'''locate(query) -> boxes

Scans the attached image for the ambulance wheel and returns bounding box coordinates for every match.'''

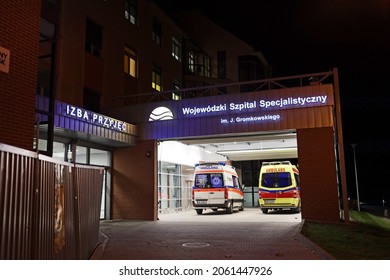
[196,209,203,215]
[226,202,233,214]
[294,203,301,213]
[261,208,268,214]
[239,202,244,211]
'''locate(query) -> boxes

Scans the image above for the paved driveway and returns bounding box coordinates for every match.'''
[158,207,302,223]
[92,208,334,260]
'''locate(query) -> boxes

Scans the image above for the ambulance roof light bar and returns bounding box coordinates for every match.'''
[262,161,292,166]
[195,162,227,167]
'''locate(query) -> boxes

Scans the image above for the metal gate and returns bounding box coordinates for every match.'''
[0,143,104,259]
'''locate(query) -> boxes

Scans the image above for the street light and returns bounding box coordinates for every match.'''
[351,144,360,211]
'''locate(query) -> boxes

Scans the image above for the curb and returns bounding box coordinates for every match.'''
[295,220,336,260]
[89,231,110,260]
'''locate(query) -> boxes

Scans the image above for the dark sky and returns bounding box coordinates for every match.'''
[155,0,390,204]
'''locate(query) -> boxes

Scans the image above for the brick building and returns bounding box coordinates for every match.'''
[0,0,348,223]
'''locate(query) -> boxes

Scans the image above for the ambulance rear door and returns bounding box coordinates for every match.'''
[194,172,225,205]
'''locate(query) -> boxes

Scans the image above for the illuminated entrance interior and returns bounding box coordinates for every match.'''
[157,130,298,214]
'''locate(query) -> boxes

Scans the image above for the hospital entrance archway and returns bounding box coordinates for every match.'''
[157,131,299,219]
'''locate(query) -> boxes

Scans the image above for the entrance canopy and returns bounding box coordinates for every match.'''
[107,84,334,141]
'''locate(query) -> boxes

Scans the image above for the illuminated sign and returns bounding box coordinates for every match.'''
[181,95,328,117]
[140,86,334,140]
[65,105,127,132]
[149,106,174,121]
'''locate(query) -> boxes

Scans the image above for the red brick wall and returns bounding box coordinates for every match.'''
[112,139,158,220]
[0,0,41,150]
[297,127,340,222]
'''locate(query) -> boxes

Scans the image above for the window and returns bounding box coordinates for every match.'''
[204,55,211,77]
[261,172,292,188]
[83,88,101,113]
[152,18,162,45]
[152,67,162,92]
[217,50,226,79]
[172,36,181,61]
[195,173,224,188]
[232,175,240,189]
[188,51,195,73]
[85,18,102,58]
[172,80,181,100]
[125,0,137,25]
[124,46,137,77]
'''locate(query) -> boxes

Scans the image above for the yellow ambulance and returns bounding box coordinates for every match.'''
[258,161,301,214]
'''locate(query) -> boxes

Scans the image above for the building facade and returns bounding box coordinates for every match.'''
[1,0,348,224]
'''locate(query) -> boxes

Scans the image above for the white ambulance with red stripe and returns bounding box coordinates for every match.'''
[192,162,245,215]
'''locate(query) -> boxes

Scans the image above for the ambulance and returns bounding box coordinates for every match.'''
[258,161,301,214]
[192,162,244,215]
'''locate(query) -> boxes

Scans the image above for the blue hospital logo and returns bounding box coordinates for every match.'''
[211,175,222,188]
[149,107,174,121]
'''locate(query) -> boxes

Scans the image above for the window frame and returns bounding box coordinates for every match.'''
[125,0,137,25]
[172,36,181,61]
[152,67,162,92]
[124,46,137,78]
[152,17,162,46]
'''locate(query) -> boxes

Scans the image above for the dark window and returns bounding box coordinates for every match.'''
[261,172,292,188]
[152,18,162,45]
[217,50,226,79]
[125,0,137,25]
[85,18,102,58]
[83,89,101,113]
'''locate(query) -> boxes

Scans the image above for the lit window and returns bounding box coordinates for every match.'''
[172,36,181,61]
[152,68,162,92]
[124,46,137,77]
[188,51,195,73]
[172,80,181,100]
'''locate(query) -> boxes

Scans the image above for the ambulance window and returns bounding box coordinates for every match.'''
[210,173,223,188]
[262,172,292,187]
[232,175,239,188]
[278,172,292,187]
[262,173,275,187]
[294,173,300,187]
[195,174,208,188]
[195,173,223,188]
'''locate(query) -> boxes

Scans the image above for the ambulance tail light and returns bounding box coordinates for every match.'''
[225,188,228,199]
[293,187,300,198]
[286,188,299,198]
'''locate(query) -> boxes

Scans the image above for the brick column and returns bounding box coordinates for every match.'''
[297,127,340,222]
[112,139,158,220]
[0,0,41,150]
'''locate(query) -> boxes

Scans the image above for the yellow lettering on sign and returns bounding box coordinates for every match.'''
[266,168,286,172]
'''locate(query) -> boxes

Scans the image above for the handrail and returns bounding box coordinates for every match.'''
[113,70,334,103]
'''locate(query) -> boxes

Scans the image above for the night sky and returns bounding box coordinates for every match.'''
[155,0,390,204]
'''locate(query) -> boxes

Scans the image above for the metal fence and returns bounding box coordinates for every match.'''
[0,143,104,260]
